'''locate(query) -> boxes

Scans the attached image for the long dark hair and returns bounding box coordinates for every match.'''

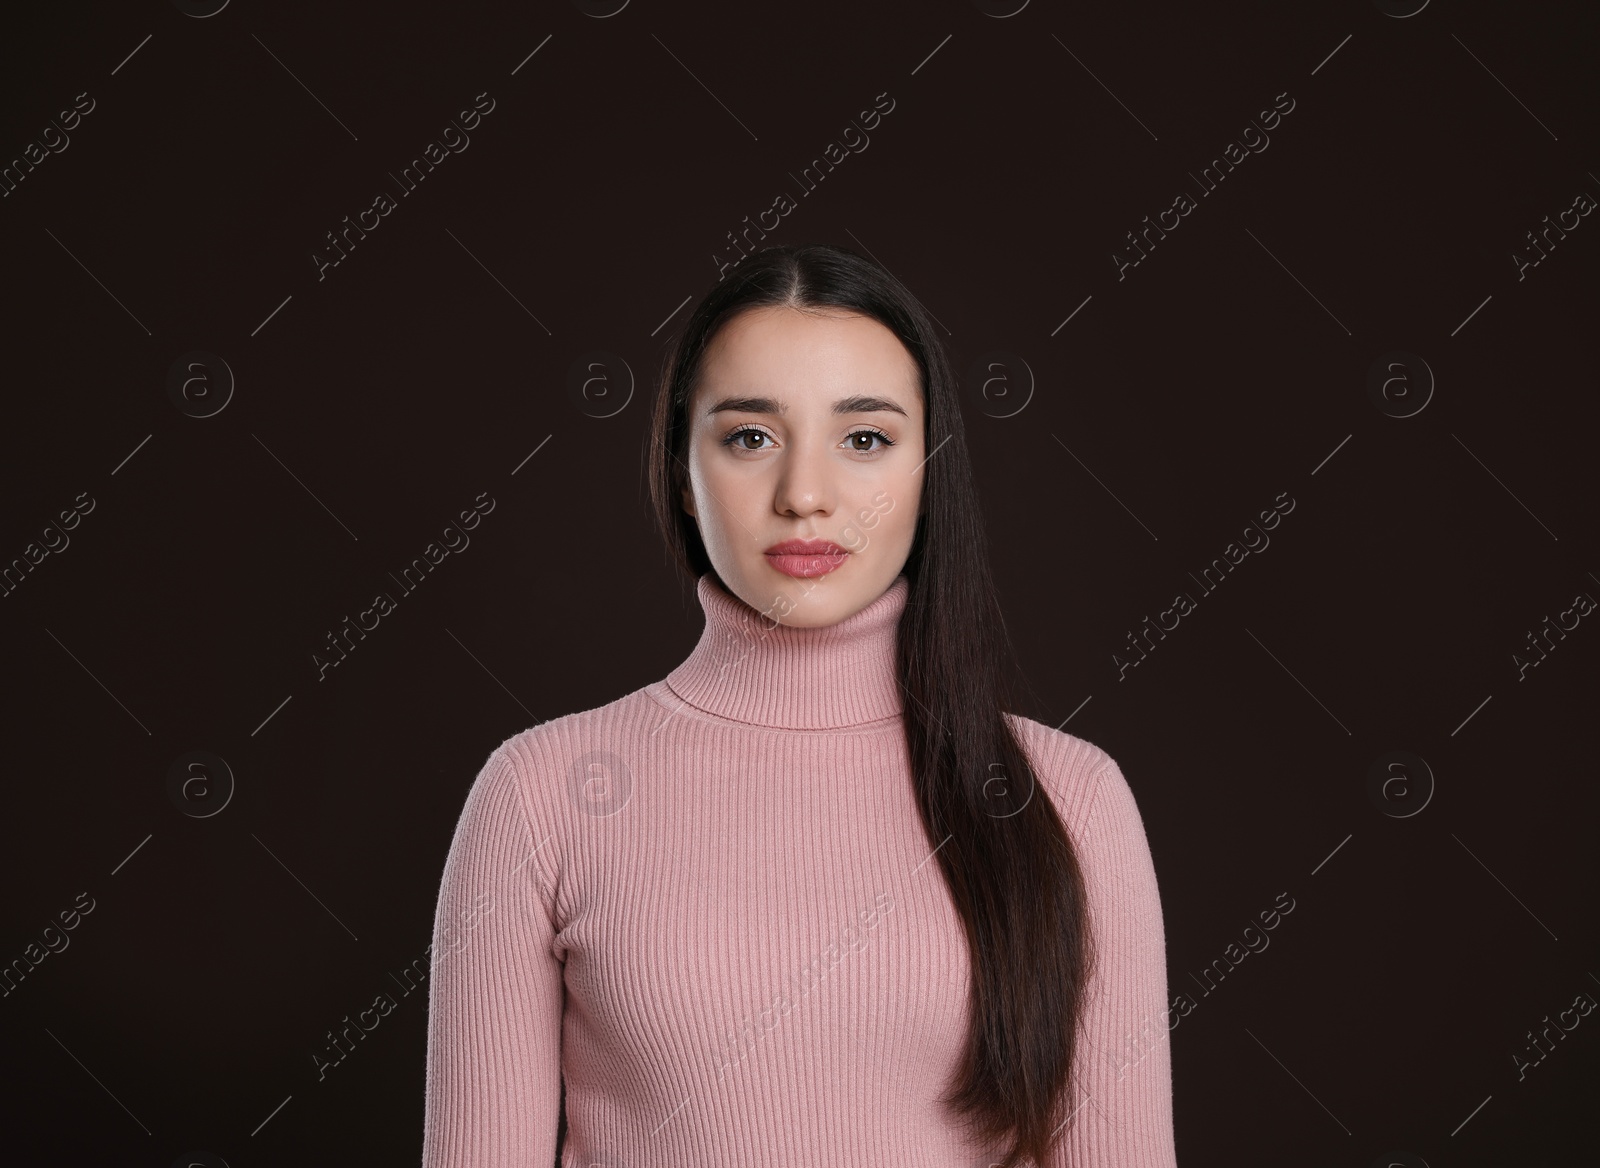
[644,244,1094,1167]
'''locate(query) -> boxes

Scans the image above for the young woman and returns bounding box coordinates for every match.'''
[422,244,1178,1166]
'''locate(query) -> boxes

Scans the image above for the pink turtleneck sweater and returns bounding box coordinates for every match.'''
[422,574,1177,1166]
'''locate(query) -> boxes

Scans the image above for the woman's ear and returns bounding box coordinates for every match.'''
[680,483,697,518]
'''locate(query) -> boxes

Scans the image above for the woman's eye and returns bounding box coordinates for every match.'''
[847,429,895,454]
[720,427,896,454]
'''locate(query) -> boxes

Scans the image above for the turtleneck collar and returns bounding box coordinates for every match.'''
[662,572,910,731]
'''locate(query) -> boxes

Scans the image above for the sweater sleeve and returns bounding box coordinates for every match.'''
[1052,755,1178,1166]
[421,745,564,1168]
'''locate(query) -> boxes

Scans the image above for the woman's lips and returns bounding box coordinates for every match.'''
[764,541,849,578]
[765,552,847,578]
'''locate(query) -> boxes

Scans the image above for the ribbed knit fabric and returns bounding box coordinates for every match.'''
[422,572,1178,1167]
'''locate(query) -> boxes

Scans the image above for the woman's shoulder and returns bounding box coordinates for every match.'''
[476,685,666,804]
[1002,711,1131,829]
[1003,710,1119,783]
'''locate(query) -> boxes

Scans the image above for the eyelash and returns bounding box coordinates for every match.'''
[720,426,897,455]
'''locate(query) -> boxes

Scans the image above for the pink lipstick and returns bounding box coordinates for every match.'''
[764,539,849,578]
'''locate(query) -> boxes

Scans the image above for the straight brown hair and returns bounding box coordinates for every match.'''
[644,243,1095,1167]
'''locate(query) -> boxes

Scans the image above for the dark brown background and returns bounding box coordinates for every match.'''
[1,1,1595,1164]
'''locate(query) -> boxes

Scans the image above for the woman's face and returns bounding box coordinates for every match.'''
[680,305,926,628]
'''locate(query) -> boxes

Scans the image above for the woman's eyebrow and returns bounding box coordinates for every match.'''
[704,394,908,417]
